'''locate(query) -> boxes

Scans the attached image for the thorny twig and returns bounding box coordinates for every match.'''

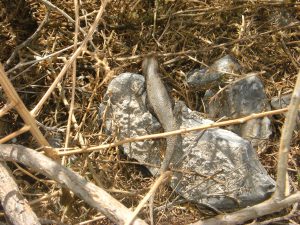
[31,0,110,117]
[38,0,96,49]
[5,11,50,67]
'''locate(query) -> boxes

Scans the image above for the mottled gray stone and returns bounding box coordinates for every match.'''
[271,94,300,127]
[205,74,272,147]
[100,72,275,210]
[271,94,291,109]
[187,55,241,89]
[171,103,275,210]
[100,73,162,174]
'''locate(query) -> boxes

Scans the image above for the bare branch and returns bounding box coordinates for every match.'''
[189,191,300,225]
[0,64,58,159]
[274,70,300,200]
[0,162,41,225]
[0,144,147,225]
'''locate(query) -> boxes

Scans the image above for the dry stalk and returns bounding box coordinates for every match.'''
[31,0,110,117]
[274,70,300,200]
[29,191,60,205]
[61,1,80,221]
[37,0,96,49]
[0,102,16,117]
[125,171,172,225]
[75,55,113,138]
[57,80,85,146]
[6,42,82,75]
[77,215,106,225]
[63,0,80,161]
[0,63,58,159]
[5,11,49,67]
[0,144,147,225]
[189,191,300,225]
[12,161,55,184]
[58,107,289,156]
[114,21,300,62]
[0,125,30,144]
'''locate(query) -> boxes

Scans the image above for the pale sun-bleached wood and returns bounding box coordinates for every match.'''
[0,162,41,225]
[0,144,147,225]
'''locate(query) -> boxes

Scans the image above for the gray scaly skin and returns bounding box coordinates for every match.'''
[142,57,179,172]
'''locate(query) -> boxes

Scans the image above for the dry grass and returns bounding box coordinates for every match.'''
[0,0,299,224]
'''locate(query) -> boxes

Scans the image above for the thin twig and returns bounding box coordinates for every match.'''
[6,42,82,75]
[125,171,171,225]
[38,0,96,49]
[63,0,80,163]
[58,107,290,156]
[5,11,49,67]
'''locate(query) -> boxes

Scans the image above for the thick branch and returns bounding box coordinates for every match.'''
[0,162,40,225]
[0,144,147,225]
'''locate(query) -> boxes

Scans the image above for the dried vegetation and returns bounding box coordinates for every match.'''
[0,0,299,224]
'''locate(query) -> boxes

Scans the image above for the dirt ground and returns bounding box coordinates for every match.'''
[0,0,299,224]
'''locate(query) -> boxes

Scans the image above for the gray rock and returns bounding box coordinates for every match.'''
[271,94,300,127]
[187,55,241,89]
[100,73,162,174]
[100,72,275,210]
[205,74,272,147]
[171,103,275,210]
[271,94,291,109]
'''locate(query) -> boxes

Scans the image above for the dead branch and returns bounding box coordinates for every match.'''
[5,11,49,67]
[189,191,300,225]
[0,144,147,225]
[0,63,58,159]
[0,162,41,225]
[274,70,300,200]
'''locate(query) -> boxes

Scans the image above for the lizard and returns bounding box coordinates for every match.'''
[142,57,180,173]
